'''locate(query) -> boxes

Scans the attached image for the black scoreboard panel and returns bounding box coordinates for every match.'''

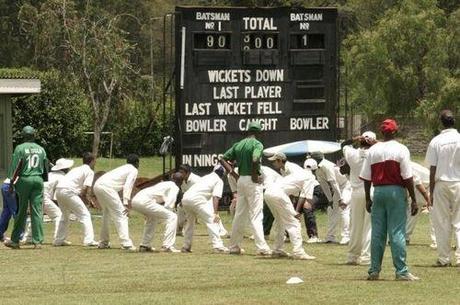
[175,6,338,170]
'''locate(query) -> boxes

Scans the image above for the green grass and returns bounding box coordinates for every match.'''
[0,211,456,305]
[70,156,175,178]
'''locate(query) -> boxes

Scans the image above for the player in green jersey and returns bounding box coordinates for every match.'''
[5,126,49,249]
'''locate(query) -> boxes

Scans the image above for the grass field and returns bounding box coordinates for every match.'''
[0,211,455,305]
[2,155,452,305]
[70,156,175,178]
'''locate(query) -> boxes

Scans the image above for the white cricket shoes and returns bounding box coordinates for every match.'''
[53,240,72,247]
[292,253,316,260]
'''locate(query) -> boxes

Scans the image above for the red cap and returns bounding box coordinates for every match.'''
[380,119,398,134]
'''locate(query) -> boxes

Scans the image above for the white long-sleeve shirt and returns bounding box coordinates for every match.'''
[277,170,318,200]
[56,164,94,195]
[96,164,138,205]
[133,181,179,210]
[343,145,370,189]
[280,161,304,177]
[261,166,282,188]
[181,172,201,193]
[183,172,223,203]
[44,171,66,201]
[316,158,342,202]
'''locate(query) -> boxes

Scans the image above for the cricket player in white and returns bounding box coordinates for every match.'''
[311,152,351,244]
[405,162,432,245]
[264,169,317,260]
[178,164,228,237]
[131,173,183,253]
[268,152,304,176]
[23,158,73,243]
[94,154,139,250]
[54,153,98,246]
[228,165,282,236]
[425,110,460,266]
[181,165,229,253]
[342,131,376,265]
[177,164,201,234]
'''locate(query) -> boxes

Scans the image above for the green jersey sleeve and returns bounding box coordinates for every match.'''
[223,142,238,161]
[252,141,263,162]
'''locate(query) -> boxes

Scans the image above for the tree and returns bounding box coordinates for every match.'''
[19,0,137,157]
[8,69,91,160]
[344,0,449,119]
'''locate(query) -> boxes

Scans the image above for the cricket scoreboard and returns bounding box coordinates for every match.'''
[175,6,338,169]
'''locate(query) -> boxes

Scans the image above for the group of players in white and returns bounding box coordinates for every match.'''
[4,110,459,274]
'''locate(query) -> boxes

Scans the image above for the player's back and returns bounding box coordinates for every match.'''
[14,142,47,177]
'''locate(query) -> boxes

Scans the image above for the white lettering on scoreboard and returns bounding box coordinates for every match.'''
[182,154,223,167]
[212,85,282,99]
[196,12,230,21]
[290,13,323,22]
[185,119,227,132]
[290,117,329,130]
[207,69,284,83]
[242,17,277,30]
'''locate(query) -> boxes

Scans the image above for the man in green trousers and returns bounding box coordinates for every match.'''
[359,119,419,281]
[5,126,48,249]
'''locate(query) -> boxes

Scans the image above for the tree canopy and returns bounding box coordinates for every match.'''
[1,0,458,156]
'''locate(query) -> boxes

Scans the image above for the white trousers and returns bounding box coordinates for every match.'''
[326,186,351,242]
[229,176,270,252]
[429,212,437,245]
[179,200,228,236]
[405,189,427,241]
[182,196,224,250]
[264,188,306,256]
[432,180,460,264]
[55,188,95,244]
[23,197,62,241]
[347,188,371,263]
[177,205,187,230]
[131,198,177,248]
[94,182,133,247]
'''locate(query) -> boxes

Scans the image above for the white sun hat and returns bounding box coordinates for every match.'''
[362,131,377,144]
[51,158,74,171]
[304,158,318,171]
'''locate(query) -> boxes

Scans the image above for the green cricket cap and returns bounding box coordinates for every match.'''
[247,121,262,131]
[22,126,35,135]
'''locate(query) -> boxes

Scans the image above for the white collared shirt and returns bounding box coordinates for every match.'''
[183,172,223,202]
[426,128,460,181]
[280,161,304,177]
[278,170,318,200]
[44,170,66,200]
[335,167,351,191]
[133,181,179,210]
[343,145,369,189]
[181,172,201,193]
[261,165,282,188]
[96,164,138,205]
[56,164,94,195]
[316,158,341,201]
